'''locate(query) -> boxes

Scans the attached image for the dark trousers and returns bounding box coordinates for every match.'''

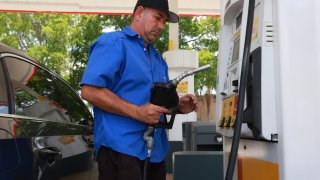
[97,146,166,180]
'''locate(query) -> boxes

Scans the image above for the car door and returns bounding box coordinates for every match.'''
[50,68,96,180]
[1,46,95,180]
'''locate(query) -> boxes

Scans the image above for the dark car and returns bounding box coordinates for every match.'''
[0,43,96,180]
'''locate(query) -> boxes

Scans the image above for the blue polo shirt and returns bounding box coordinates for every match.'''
[80,26,169,162]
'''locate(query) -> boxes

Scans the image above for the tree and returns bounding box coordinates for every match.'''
[68,15,105,89]
[195,49,218,95]
[177,16,220,95]
[0,13,73,77]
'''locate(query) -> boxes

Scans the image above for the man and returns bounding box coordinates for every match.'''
[80,0,198,179]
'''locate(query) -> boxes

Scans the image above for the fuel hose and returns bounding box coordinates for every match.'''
[225,0,255,179]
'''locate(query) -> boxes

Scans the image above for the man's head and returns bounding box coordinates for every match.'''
[131,0,179,45]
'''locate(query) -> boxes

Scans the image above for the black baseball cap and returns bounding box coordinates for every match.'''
[133,0,179,23]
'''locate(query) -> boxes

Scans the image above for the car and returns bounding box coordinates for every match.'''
[0,43,96,180]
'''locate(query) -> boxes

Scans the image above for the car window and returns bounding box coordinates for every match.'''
[53,78,93,126]
[0,61,9,114]
[4,57,72,123]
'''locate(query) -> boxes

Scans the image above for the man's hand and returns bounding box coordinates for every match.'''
[135,103,170,125]
[177,94,198,114]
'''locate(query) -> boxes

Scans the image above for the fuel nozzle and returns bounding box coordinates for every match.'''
[150,64,211,128]
[170,64,211,86]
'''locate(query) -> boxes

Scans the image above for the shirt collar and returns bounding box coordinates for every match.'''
[123,26,138,37]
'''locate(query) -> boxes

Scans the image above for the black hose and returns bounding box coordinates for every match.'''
[143,157,150,180]
[225,0,255,180]
[143,126,154,180]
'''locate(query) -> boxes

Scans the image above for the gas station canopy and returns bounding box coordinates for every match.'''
[0,0,220,16]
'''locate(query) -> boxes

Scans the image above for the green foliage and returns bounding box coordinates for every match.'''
[0,13,105,90]
[68,15,105,89]
[0,13,72,76]
[0,13,220,94]
[179,16,220,95]
[194,49,218,95]
[101,15,133,30]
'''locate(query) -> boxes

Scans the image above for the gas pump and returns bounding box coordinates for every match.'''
[217,0,279,179]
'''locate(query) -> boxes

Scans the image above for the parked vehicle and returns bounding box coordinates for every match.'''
[0,43,95,180]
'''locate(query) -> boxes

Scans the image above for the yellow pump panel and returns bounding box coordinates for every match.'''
[238,157,279,180]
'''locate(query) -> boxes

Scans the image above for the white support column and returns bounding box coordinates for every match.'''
[168,0,179,50]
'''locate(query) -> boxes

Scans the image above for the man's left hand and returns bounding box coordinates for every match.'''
[177,94,198,114]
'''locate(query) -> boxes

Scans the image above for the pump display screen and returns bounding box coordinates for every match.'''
[231,38,240,64]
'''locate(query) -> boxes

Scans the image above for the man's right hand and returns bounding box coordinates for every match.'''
[135,103,170,125]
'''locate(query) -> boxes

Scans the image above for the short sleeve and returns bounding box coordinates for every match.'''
[80,38,123,89]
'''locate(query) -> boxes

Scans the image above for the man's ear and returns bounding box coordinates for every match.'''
[134,6,145,20]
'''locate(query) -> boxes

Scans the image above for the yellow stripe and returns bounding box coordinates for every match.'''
[169,40,174,51]
[238,157,279,180]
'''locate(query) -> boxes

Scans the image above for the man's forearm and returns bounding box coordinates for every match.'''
[81,85,138,120]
